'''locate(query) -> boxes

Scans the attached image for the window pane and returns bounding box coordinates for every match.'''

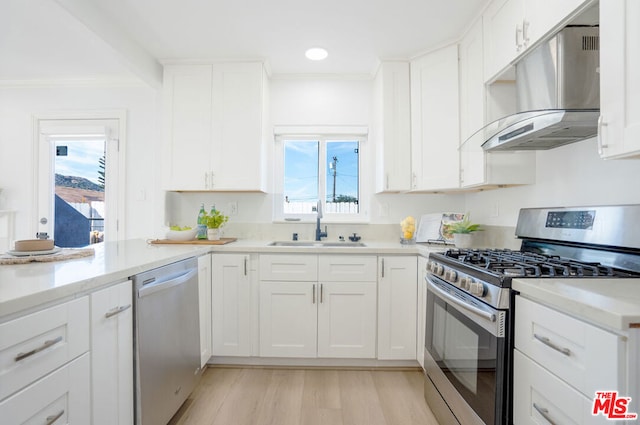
[284,140,319,214]
[325,141,359,214]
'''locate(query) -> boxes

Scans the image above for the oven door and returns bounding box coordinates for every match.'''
[424,274,508,425]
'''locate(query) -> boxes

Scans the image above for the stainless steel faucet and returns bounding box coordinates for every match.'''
[315,200,328,241]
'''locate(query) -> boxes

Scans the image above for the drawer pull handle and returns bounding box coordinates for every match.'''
[533,403,557,425]
[45,410,65,425]
[15,336,63,362]
[533,333,571,357]
[105,304,131,318]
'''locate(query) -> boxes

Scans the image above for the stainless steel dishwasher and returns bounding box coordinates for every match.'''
[132,257,201,425]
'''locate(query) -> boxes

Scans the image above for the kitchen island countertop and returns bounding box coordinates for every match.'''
[512,278,640,332]
[0,239,210,321]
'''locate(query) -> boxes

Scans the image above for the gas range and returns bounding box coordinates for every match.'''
[423,205,640,425]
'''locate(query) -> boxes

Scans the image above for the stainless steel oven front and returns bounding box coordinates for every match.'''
[423,273,510,425]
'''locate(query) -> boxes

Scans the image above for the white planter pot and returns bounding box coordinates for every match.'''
[207,228,220,241]
[453,233,474,248]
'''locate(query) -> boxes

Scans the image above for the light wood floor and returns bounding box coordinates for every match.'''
[168,367,439,425]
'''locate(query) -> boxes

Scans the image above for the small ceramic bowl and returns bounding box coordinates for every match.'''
[166,228,198,241]
[14,239,55,251]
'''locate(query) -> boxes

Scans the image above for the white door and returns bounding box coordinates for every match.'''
[599,0,640,159]
[317,282,377,358]
[259,282,317,357]
[90,281,133,425]
[35,114,124,244]
[211,254,251,357]
[378,256,418,360]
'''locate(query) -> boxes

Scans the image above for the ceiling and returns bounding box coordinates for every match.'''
[1,0,489,82]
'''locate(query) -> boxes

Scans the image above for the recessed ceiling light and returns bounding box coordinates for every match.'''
[305,47,328,61]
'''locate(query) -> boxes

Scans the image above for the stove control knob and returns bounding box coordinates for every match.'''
[445,270,458,282]
[435,264,445,276]
[459,276,470,290]
[468,281,486,297]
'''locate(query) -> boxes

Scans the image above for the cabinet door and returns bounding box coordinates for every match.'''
[198,254,212,365]
[483,0,524,80]
[524,0,587,50]
[210,62,266,191]
[162,65,213,190]
[317,282,377,358]
[416,257,428,368]
[377,256,418,360]
[515,296,625,397]
[513,350,609,425]
[212,254,250,357]
[410,46,460,191]
[599,0,640,159]
[318,255,377,282]
[0,297,89,401]
[374,61,412,193]
[259,282,317,357]
[0,354,90,425]
[90,281,133,425]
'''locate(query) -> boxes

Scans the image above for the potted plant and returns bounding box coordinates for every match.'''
[205,210,229,241]
[448,214,482,248]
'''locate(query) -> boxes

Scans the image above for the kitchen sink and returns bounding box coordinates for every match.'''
[268,241,366,247]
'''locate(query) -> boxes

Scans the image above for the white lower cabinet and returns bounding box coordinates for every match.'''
[514,295,628,425]
[0,297,89,401]
[198,254,213,365]
[90,280,133,425]
[212,253,251,357]
[514,350,608,425]
[416,256,428,368]
[260,281,318,357]
[378,256,418,360]
[259,254,377,358]
[317,281,377,358]
[0,353,91,425]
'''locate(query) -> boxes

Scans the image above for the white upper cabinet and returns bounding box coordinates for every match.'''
[162,65,213,191]
[373,61,412,193]
[163,62,268,191]
[483,0,590,81]
[410,45,461,192]
[599,0,640,159]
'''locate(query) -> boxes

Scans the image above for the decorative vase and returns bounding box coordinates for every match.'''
[207,228,220,241]
[453,233,474,249]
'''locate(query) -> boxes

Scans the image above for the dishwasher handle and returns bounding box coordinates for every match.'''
[138,268,197,298]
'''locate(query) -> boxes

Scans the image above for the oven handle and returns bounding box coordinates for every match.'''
[426,275,496,323]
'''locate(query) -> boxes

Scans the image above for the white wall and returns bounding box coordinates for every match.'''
[0,83,161,241]
[465,137,640,226]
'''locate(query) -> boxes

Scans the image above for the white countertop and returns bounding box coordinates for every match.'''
[0,240,210,320]
[512,278,640,332]
[0,238,445,321]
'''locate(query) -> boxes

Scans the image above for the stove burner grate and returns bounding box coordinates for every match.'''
[444,249,620,278]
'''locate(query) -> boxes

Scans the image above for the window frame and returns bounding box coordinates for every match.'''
[274,132,368,223]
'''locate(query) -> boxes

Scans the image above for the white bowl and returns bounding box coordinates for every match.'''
[166,228,198,241]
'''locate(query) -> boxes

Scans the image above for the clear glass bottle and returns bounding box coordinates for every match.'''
[197,203,207,239]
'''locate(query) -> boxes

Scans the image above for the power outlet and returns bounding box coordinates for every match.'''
[228,202,238,216]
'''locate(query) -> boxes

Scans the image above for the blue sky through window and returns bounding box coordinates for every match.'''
[283,140,359,206]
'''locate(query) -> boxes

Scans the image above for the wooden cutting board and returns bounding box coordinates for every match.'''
[149,238,237,245]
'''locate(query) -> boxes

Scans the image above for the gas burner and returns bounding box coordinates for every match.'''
[441,248,636,279]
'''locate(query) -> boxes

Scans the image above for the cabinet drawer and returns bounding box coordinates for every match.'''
[515,296,625,398]
[259,254,318,281]
[0,297,90,400]
[318,255,377,282]
[0,353,90,424]
[514,350,608,425]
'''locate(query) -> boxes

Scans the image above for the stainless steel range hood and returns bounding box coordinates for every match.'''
[481,26,600,151]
